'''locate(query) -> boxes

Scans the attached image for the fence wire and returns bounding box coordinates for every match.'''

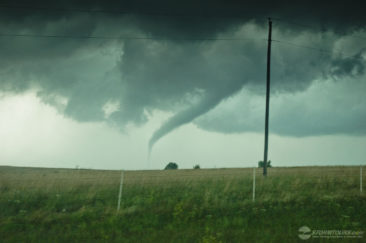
[0,166,364,212]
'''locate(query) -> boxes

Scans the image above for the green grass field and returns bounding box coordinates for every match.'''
[0,166,365,242]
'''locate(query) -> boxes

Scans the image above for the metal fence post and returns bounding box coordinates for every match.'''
[253,167,256,202]
[117,170,124,212]
[361,166,363,194]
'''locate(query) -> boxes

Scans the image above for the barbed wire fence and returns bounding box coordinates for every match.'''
[0,166,364,215]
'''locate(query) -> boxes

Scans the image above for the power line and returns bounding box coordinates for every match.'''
[0,32,363,59]
[0,33,264,42]
[2,4,365,42]
[2,5,365,49]
[0,4,266,20]
[1,33,363,59]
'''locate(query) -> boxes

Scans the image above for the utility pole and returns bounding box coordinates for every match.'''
[263,18,272,176]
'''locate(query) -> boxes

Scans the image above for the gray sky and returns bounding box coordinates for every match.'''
[0,1,365,170]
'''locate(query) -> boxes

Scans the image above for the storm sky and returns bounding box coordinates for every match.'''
[1,0,365,170]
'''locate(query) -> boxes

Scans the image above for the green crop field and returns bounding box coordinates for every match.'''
[0,165,365,242]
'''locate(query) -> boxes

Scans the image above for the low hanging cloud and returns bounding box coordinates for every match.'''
[195,77,366,136]
[0,0,366,151]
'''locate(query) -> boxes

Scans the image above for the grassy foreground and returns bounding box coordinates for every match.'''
[0,166,365,242]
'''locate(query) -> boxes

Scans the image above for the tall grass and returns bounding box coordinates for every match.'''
[0,166,365,242]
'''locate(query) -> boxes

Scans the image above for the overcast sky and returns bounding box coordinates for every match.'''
[0,1,365,170]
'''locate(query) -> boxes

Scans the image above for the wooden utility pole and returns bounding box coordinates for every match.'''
[263,18,272,176]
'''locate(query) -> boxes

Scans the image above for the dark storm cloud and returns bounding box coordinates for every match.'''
[1,0,366,148]
[116,36,267,149]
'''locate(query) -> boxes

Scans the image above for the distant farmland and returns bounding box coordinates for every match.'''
[0,166,365,242]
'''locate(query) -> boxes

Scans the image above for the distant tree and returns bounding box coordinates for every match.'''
[258,160,272,168]
[164,162,178,170]
[193,164,200,169]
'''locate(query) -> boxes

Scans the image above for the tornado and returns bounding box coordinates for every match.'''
[148,86,242,155]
